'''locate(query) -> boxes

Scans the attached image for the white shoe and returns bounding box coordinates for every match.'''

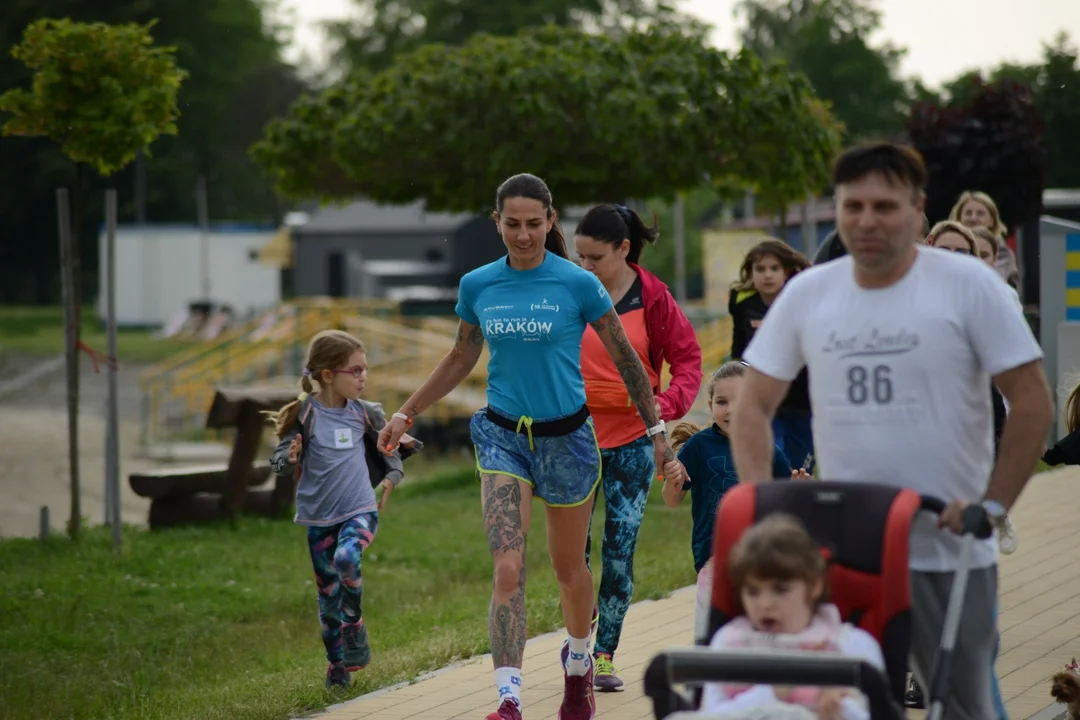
[998,513,1019,555]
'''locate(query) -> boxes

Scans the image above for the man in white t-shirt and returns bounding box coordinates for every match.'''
[730,141,1053,720]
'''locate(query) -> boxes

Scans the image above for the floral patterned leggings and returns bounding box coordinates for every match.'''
[306,511,379,663]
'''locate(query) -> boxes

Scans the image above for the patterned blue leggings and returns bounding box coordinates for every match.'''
[584,436,655,657]
[306,512,379,663]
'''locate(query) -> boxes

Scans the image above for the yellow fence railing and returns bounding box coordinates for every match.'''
[138,298,403,443]
[139,298,734,444]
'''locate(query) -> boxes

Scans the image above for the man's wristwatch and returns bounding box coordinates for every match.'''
[981,499,1007,527]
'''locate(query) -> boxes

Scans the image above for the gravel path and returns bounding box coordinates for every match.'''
[0,406,154,538]
[0,353,157,538]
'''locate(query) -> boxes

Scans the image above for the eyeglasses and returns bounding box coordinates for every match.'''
[332,366,366,378]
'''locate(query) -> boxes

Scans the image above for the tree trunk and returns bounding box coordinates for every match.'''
[70,162,85,538]
[57,185,80,540]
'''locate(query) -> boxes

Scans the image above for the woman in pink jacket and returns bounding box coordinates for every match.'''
[571,203,703,692]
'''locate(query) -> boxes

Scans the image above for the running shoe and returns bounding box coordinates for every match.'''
[592,653,623,692]
[486,698,523,720]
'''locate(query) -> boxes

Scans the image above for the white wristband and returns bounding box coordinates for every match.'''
[645,421,666,438]
[392,412,412,423]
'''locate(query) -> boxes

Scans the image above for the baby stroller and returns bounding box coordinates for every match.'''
[644,480,991,720]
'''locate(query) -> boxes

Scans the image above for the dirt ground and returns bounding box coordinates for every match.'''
[0,354,160,538]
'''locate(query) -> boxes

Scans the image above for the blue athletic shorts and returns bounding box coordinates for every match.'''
[470,406,602,507]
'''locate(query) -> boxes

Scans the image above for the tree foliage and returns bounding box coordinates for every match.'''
[0,18,186,175]
[326,0,709,73]
[906,80,1045,229]
[253,26,842,213]
[736,0,910,141]
[934,33,1080,190]
[0,0,304,304]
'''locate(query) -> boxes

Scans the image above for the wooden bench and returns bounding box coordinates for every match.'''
[130,463,271,499]
[132,386,300,529]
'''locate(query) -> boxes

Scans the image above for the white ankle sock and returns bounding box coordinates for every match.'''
[494,667,522,707]
[565,634,591,676]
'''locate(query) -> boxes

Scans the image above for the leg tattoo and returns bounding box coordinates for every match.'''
[489,561,527,668]
[483,474,528,669]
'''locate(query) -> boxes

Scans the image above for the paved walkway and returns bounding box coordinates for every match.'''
[312,468,1080,720]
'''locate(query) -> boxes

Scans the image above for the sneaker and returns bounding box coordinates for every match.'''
[592,653,623,692]
[905,676,925,709]
[325,662,351,689]
[558,644,595,720]
[998,513,1019,555]
[342,620,371,671]
[486,698,523,720]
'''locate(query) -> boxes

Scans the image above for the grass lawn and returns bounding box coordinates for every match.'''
[0,462,695,720]
[0,306,200,364]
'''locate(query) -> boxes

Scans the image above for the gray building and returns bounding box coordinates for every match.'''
[289,199,504,300]
[288,199,591,304]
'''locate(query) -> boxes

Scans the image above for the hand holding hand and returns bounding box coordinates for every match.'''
[377,415,410,456]
[663,459,686,488]
[653,435,675,481]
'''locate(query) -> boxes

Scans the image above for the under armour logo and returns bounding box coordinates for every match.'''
[511,676,522,686]
[569,650,586,660]
[499,685,512,697]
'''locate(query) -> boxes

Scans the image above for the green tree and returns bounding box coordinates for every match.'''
[736,0,910,140]
[0,17,186,539]
[0,0,305,305]
[907,80,1045,231]
[928,32,1080,189]
[1030,33,1080,188]
[326,0,709,73]
[0,18,185,174]
[253,26,841,213]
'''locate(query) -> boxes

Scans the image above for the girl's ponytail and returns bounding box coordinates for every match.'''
[669,421,701,454]
[265,372,314,438]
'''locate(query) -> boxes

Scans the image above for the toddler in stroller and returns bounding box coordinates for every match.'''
[697,512,885,719]
[645,480,983,720]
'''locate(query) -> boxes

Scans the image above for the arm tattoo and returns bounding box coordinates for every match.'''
[454,320,486,353]
[482,474,528,668]
[591,309,661,428]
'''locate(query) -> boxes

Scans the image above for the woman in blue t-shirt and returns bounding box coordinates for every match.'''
[379,173,675,720]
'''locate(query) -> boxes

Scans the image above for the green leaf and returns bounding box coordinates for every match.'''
[0,17,188,176]
[251,25,841,211]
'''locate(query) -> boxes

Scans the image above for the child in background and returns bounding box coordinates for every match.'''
[1044,379,1080,467]
[661,361,801,642]
[729,240,814,472]
[699,514,886,720]
[266,330,408,689]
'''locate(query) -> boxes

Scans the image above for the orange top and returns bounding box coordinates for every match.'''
[580,277,658,448]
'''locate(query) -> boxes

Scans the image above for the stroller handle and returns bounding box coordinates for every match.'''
[918,495,994,539]
[919,496,947,514]
[643,647,903,720]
